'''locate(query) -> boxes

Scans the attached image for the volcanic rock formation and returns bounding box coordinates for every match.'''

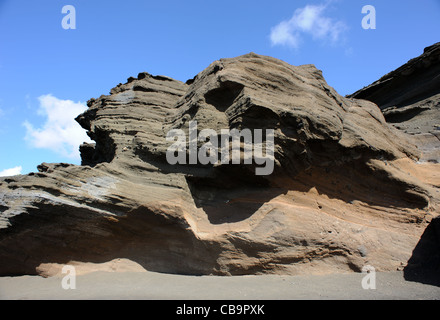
[1,52,439,277]
[349,42,440,163]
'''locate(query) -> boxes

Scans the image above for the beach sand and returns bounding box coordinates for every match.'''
[0,270,439,300]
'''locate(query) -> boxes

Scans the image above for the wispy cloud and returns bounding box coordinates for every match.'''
[270,3,347,48]
[23,94,91,160]
[0,166,22,177]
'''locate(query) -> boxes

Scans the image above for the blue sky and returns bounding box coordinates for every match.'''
[0,0,439,175]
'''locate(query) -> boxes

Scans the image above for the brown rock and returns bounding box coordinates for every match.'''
[0,53,438,277]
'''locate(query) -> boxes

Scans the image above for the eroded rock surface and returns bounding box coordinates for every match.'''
[1,53,439,277]
[349,42,440,163]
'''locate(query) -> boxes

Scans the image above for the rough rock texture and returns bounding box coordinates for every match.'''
[1,53,439,277]
[349,42,440,163]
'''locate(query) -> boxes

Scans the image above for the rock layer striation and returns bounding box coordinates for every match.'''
[1,53,439,277]
[349,42,440,163]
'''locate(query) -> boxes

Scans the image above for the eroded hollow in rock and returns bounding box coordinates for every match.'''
[187,174,286,224]
[204,81,244,112]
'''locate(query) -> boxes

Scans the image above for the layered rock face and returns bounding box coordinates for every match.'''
[1,53,439,277]
[349,42,440,163]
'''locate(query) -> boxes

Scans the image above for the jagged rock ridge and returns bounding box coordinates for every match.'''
[0,52,439,277]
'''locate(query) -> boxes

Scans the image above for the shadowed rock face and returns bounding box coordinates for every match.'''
[1,53,439,277]
[349,42,440,163]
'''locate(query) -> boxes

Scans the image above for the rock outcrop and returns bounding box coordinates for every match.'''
[349,42,440,163]
[1,53,439,277]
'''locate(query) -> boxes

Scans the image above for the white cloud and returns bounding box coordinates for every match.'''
[24,94,91,160]
[270,3,347,48]
[0,166,22,177]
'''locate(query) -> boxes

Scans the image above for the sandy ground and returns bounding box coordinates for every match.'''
[0,270,439,300]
